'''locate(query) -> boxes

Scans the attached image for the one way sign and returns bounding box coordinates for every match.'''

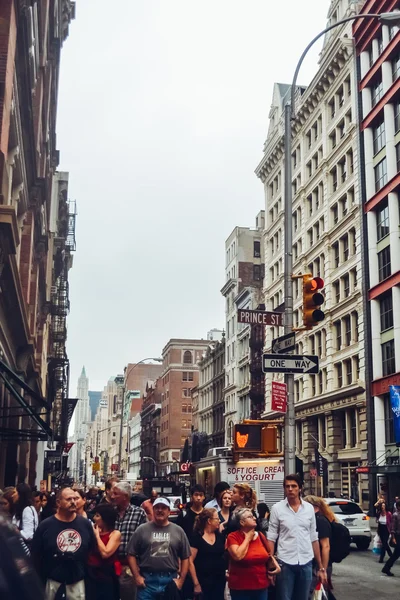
[263,354,319,374]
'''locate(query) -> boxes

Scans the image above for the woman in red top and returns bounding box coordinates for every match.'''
[87,503,121,600]
[227,508,280,600]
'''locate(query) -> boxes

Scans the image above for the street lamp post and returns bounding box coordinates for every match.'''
[117,357,163,478]
[142,455,157,478]
[283,10,400,476]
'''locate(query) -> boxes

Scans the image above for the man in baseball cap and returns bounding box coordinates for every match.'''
[127,497,191,599]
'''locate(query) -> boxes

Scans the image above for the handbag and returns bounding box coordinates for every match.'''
[312,583,328,600]
[389,535,396,548]
[258,532,280,575]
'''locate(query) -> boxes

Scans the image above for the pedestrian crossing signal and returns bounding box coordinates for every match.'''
[302,274,325,329]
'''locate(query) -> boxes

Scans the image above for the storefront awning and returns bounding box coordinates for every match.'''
[0,358,53,440]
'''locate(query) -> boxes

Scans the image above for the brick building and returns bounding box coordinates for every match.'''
[159,339,209,475]
[140,379,162,478]
[0,1,75,488]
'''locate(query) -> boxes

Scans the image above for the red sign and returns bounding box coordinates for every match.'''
[63,442,74,454]
[111,464,119,472]
[237,309,284,327]
[356,466,369,474]
[180,462,191,472]
[271,381,287,413]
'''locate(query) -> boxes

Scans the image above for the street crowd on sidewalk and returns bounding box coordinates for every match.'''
[0,476,399,600]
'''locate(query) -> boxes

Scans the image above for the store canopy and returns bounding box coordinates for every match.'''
[0,358,53,441]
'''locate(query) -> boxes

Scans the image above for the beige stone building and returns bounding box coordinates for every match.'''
[255,0,368,509]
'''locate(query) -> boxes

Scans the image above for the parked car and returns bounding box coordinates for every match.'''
[164,496,185,521]
[324,497,371,550]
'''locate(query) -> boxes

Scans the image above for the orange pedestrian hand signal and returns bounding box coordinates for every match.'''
[235,432,249,448]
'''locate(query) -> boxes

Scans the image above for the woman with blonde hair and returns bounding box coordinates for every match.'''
[225,483,258,534]
[304,495,336,599]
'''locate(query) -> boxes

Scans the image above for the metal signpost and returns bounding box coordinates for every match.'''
[263,354,319,374]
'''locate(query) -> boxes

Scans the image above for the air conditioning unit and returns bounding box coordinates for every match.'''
[206,446,230,457]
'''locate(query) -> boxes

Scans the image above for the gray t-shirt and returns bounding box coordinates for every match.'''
[127,521,191,573]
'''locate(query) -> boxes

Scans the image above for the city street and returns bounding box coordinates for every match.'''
[333,545,399,599]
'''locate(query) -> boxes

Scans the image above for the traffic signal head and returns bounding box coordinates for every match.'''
[303,274,325,328]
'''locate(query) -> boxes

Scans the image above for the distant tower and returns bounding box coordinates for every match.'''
[75,366,90,433]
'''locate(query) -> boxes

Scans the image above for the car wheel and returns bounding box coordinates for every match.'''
[356,538,370,551]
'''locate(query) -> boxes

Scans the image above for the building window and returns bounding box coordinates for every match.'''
[343,274,350,297]
[344,316,351,346]
[296,422,303,452]
[384,394,395,444]
[380,291,393,332]
[397,143,400,173]
[340,411,347,447]
[374,158,387,192]
[378,246,391,281]
[333,242,339,268]
[336,363,343,388]
[396,99,400,133]
[182,372,194,381]
[333,280,340,304]
[344,359,352,385]
[371,80,383,107]
[377,201,389,241]
[183,350,193,364]
[334,320,341,350]
[373,121,385,155]
[253,264,262,281]
[254,240,261,258]
[382,340,395,376]
[349,409,357,447]
[393,54,400,81]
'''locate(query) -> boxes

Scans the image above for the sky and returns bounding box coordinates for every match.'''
[57,0,333,394]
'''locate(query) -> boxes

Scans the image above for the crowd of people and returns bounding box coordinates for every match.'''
[0,476,398,599]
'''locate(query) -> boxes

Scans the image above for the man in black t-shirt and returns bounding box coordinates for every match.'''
[31,487,95,600]
[175,484,205,540]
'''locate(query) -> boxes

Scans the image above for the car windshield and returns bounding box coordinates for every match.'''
[329,501,363,515]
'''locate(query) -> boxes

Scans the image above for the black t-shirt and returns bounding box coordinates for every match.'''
[190,532,226,587]
[31,515,96,584]
[176,508,202,539]
[315,513,332,567]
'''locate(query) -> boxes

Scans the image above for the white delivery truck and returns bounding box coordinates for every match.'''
[194,449,284,507]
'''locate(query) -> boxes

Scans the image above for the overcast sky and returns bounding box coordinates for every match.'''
[57,0,333,393]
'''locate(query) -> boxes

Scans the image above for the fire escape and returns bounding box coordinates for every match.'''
[249,305,265,420]
[48,199,76,451]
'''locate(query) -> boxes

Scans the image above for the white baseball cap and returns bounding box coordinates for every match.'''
[153,497,171,508]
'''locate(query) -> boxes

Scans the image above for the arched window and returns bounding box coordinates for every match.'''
[183,350,193,364]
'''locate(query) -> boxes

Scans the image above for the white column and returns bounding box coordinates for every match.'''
[392,286,400,372]
[385,104,396,180]
[372,39,380,63]
[364,128,375,199]
[362,88,372,120]
[360,51,371,80]
[382,25,390,49]
[370,299,382,380]
[382,61,392,95]
[389,191,400,273]
[367,211,379,287]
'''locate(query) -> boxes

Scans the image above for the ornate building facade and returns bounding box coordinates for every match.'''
[0,1,76,488]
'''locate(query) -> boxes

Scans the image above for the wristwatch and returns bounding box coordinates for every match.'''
[318,568,326,572]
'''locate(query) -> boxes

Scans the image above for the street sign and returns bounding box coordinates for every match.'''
[271,381,287,413]
[272,332,296,354]
[356,466,369,474]
[263,354,319,374]
[237,309,284,327]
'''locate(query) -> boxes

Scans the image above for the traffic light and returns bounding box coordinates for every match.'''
[234,423,278,455]
[302,274,325,328]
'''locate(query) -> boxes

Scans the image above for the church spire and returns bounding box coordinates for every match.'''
[81,365,86,377]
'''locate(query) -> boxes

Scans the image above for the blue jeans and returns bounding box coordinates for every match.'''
[137,571,177,600]
[230,589,268,600]
[276,561,313,600]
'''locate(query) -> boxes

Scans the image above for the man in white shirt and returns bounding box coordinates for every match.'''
[266,474,326,600]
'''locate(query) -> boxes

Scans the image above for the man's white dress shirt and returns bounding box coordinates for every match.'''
[267,499,318,565]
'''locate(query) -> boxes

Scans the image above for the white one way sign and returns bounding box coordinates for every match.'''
[263,354,319,374]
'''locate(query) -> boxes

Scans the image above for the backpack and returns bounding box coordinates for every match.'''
[329,520,351,563]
